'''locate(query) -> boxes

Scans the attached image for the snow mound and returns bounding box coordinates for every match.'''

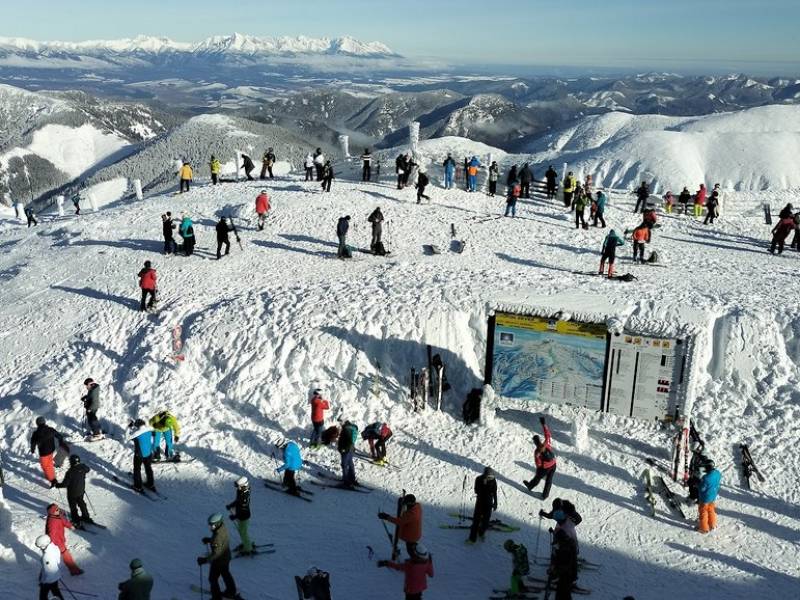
[26,124,129,179]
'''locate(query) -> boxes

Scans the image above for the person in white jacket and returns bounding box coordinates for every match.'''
[313,151,326,182]
[304,153,315,181]
[36,534,65,599]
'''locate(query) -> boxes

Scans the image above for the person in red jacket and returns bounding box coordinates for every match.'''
[524,416,557,499]
[379,494,423,557]
[378,543,434,600]
[770,216,796,254]
[693,184,707,217]
[309,389,330,448]
[45,504,83,576]
[138,261,157,312]
[255,191,271,231]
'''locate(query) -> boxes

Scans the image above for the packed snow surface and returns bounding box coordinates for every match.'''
[26,124,130,179]
[0,168,798,600]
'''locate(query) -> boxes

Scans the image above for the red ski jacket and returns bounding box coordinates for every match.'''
[138,268,157,290]
[310,395,330,423]
[535,425,557,469]
[387,557,434,594]
[45,506,73,550]
[255,193,271,215]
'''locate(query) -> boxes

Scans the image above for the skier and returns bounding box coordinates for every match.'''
[442,154,456,189]
[313,149,325,181]
[693,184,707,217]
[309,389,330,448]
[663,191,674,214]
[337,420,359,487]
[377,543,434,600]
[149,410,180,461]
[25,205,38,227]
[593,190,607,228]
[573,186,588,229]
[30,417,68,486]
[523,416,557,499]
[488,161,499,197]
[687,444,711,502]
[118,558,154,600]
[276,440,302,495]
[255,190,271,231]
[549,525,578,600]
[367,207,384,254]
[697,461,721,534]
[137,261,157,312]
[583,174,594,196]
[539,499,582,553]
[562,172,577,208]
[209,155,221,185]
[197,514,242,600]
[79,378,102,438]
[704,190,720,225]
[36,534,65,600]
[240,154,255,181]
[215,217,233,260]
[179,161,193,193]
[778,203,794,220]
[404,154,416,188]
[463,157,470,190]
[71,190,82,215]
[45,503,83,575]
[506,165,519,193]
[467,156,480,192]
[378,494,422,556]
[336,215,351,259]
[598,229,625,279]
[678,187,692,214]
[518,163,533,199]
[502,539,530,596]
[396,154,407,190]
[304,153,315,181]
[634,181,650,213]
[162,212,176,255]
[505,180,521,218]
[643,206,658,230]
[321,160,334,193]
[360,422,392,464]
[321,425,340,447]
[128,419,156,493]
[375,161,382,181]
[226,477,253,554]
[631,224,650,263]
[467,467,497,544]
[55,455,92,528]
[179,215,195,256]
[361,148,372,182]
[260,147,276,179]
[416,170,430,203]
[545,165,558,200]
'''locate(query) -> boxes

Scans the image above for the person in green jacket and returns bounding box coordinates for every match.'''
[197,514,241,600]
[148,411,180,461]
[118,558,153,600]
[573,184,589,229]
[503,539,530,595]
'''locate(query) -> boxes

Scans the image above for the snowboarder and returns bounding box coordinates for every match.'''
[149,410,180,461]
[704,190,720,225]
[632,225,650,263]
[304,153,315,181]
[361,422,393,464]
[416,170,430,203]
[361,148,372,182]
[55,455,92,528]
[562,172,577,208]
[467,156,480,192]
[240,154,255,181]
[179,215,195,256]
[467,467,497,544]
[313,149,325,181]
[377,543,434,600]
[545,165,558,199]
[226,477,253,554]
[179,161,193,193]
[634,181,650,213]
[378,494,422,557]
[254,190,271,231]
[443,154,456,189]
[678,187,692,214]
[693,184,707,217]
[80,378,102,438]
[396,154,407,190]
[209,155,221,185]
[697,461,721,533]
[30,417,68,486]
[128,419,156,493]
[503,539,530,596]
[505,180,521,217]
[550,525,579,600]
[573,186,588,229]
[488,161,499,197]
[197,514,241,600]
[137,261,157,312]
[162,213,176,254]
[260,147,276,179]
[518,163,533,198]
[276,441,302,495]
[337,420,359,487]
[336,215,351,259]
[215,217,233,260]
[25,205,37,227]
[321,160,334,192]
[36,534,65,600]
[367,207,384,254]
[524,416,557,499]
[118,558,153,600]
[45,503,83,575]
[309,389,330,448]
[593,190,607,228]
[599,229,625,278]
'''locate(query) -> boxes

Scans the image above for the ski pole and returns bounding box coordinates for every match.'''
[59,578,80,600]
[199,562,205,600]
[534,515,543,561]
[84,490,96,516]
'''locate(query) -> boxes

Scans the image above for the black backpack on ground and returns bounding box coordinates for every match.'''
[373,242,387,256]
[297,570,332,600]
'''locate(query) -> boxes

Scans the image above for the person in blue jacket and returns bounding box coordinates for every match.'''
[599,229,625,278]
[128,419,156,493]
[593,190,608,228]
[697,461,721,533]
[276,441,302,495]
[467,156,481,192]
[443,154,456,189]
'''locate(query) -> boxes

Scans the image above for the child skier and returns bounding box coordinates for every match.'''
[276,441,302,495]
[524,416,557,499]
[81,378,102,439]
[361,422,393,464]
[137,261,157,312]
[632,225,650,263]
[309,389,330,448]
[377,543,434,600]
[255,190,271,231]
[226,476,253,555]
[697,461,722,533]
[503,539,530,595]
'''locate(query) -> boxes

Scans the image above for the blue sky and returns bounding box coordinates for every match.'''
[4,0,800,74]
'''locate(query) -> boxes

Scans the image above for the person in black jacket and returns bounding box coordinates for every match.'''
[30,417,68,486]
[81,378,102,438]
[395,154,407,190]
[240,154,255,181]
[634,181,650,213]
[367,208,384,253]
[545,166,558,199]
[539,498,582,527]
[337,421,358,487]
[56,455,93,527]
[361,149,372,182]
[468,467,498,543]
[416,170,430,204]
[226,477,253,555]
[162,212,176,255]
[519,163,533,199]
[506,165,518,191]
[215,217,232,260]
[321,161,334,192]
[336,216,351,259]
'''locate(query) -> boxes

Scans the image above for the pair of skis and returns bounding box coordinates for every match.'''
[740,444,765,489]
[263,479,314,502]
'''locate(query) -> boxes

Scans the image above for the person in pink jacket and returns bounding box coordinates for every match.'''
[693,184,707,217]
[378,544,434,600]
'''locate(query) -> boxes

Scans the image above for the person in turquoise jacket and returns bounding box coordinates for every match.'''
[179,215,195,256]
[697,462,721,533]
[128,420,155,493]
[593,190,608,228]
[276,441,302,495]
[599,230,625,278]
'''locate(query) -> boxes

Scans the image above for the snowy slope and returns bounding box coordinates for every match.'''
[0,170,798,600]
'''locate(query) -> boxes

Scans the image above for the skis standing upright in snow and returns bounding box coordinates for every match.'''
[739,444,765,489]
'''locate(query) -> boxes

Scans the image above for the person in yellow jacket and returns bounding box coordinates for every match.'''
[562,171,577,208]
[209,156,221,185]
[149,410,181,461]
[179,162,193,193]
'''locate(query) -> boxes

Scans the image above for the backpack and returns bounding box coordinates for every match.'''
[299,570,332,600]
[647,250,660,263]
[617,273,637,282]
[373,242,387,256]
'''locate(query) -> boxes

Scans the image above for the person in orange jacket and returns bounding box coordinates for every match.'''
[45,504,83,576]
[632,225,650,263]
[378,543,434,600]
[524,417,557,499]
[137,261,157,312]
[255,191,271,231]
[309,389,330,448]
[379,494,423,557]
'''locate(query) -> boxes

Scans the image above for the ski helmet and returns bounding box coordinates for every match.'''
[413,543,429,560]
[129,558,143,570]
[69,454,81,466]
[208,513,224,527]
[35,416,46,427]
[235,476,248,488]
[704,460,716,472]
[503,539,516,552]
[403,494,416,506]
[35,535,51,549]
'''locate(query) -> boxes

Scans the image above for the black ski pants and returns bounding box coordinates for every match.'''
[282,469,298,494]
[86,409,101,435]
[133,454,154,490]
[163,236,177,254]
[315,164,324,181]
[321,177,332,192]
[771,237,786,254]
[575,207,586,229]
[417,185,429,203]
[521,182,530,198]
[337,234,350,258]
[209,560,236,600]
[469,501,493,542]
[704,211,716,225]
[633,241,646,262]
[39,583,64,600]
[216,239,230,259]
[140,289,155,311]
[397,174,404,189]
[305,167,314,181]
[547,182,556,199]
[489,180,497,196]
[180,179,191,193]
[593,210,606,228]
[68,494,90,525]
[634,196,647,213]
[371,224,382,250]
[563,191,573,208]
[362,164,371,182]
[211,173,218,185]
[528,465,556,499]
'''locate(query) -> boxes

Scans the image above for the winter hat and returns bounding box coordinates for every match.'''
[47,503,61,516]
[503,539,517,552]
[208,513,224,526]
[413,543,429,560]
[533,435,542,447]
[704,460,716,472]
[235,476,248,488]
[35,535,51,549]
[83,378,93,386]
[69,454,81,466]
[483,467,495,480]
[345,215,351,221]
[144,261,151,268]
[403,494,417,506]
[35,416,46,426]
[130,558,143,570]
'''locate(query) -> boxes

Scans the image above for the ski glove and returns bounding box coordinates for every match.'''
[229,515,236,521]
[196,557,206,566]
[539,416,546,425]
[377,512,390,520]
[202,537,211,544]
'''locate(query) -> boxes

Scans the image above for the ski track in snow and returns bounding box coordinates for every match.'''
[0,175,799,599]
